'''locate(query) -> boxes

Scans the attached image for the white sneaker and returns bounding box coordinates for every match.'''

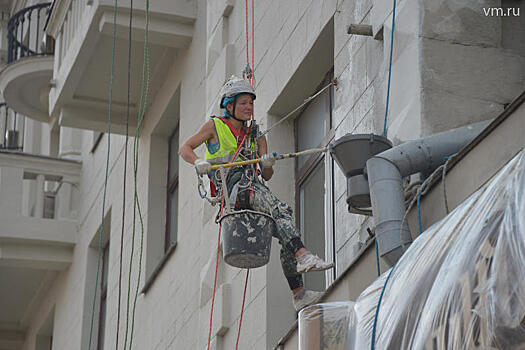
[296,251,334,274]
[293,290,324,311]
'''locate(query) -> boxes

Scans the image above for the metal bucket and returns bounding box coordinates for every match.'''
[219,209,276,269]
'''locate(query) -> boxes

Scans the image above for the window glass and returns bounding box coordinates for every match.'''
[168,128,179,180]
[168,186,178,246]
[101,244,109,289]
[98,243,109,350]
[98,299,106,350]
[166,127,179,250]
[296,89,330,169]
[299,160,326,291]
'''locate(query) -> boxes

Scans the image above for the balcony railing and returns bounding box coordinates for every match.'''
[0,103,24,151]
[7,3,54,64]
[0,150,81,221]
[0,151,79,268]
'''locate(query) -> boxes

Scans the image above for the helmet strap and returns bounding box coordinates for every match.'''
[231,115,246,123]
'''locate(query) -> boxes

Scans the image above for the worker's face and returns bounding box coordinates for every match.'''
[227,94,253,120]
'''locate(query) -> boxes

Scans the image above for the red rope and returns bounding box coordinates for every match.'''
[207,135,247,350]
[235,269,250,350]
[206,200,224,350]
[245,0,250,69]
[209,4,256,344]
[251,0,255,84]
[238,0,256,329]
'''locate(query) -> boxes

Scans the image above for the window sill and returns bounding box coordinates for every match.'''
[141,242,177,294]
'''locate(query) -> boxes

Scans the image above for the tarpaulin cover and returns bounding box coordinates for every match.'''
[299,150,525,349]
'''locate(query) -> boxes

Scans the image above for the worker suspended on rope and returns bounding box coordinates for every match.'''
[179,76,334,311]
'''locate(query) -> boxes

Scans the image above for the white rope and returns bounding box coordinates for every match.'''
[259,80,337,138]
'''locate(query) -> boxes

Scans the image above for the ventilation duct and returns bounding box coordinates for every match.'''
[366,120,492,265]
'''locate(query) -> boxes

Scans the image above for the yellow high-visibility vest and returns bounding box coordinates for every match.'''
[205,117,256,164]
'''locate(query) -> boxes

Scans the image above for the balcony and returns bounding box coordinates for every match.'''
[0,3,54,123]
[45,0,197,134]
[0,150,81,270]
[0,119,80,347]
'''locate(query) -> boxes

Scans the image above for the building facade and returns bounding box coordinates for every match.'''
[0,0,523,349]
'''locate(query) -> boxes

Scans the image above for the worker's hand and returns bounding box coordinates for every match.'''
[194,158,211,175]
[260,153,276,169]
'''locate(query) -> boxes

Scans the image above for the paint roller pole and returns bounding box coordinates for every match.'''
[209,147,329,171]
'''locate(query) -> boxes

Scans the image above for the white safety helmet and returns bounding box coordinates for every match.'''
[219,76,256,108]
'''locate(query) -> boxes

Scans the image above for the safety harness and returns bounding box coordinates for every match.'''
[205,116,258,210]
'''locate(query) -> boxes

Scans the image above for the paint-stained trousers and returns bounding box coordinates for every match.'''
[248,181,304,290]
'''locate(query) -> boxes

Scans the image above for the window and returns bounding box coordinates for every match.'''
[143,87,180,292]
[82,211,111,349]
[295,72,335,290]
[97,242,109,350]
[165,126,179,251]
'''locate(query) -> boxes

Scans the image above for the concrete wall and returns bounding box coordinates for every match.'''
[10,0,525,350]
[420,0,525,134]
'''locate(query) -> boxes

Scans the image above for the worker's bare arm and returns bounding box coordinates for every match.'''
[179,120,217,164]
[257,135,274,181]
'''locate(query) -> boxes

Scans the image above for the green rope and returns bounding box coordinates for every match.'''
[130,5,150,348]
[88,0,118,348]
[125,0,150,347]
[115,0,133,348]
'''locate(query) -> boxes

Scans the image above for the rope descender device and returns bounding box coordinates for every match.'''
[242,63,254,84]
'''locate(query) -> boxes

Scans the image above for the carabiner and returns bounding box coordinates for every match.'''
[198,182,207,199]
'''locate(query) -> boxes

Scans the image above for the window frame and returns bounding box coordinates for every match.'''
[97,241,109,350]
[294,70,336,287]
[141,87,181,294]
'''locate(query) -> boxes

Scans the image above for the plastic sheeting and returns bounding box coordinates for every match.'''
[299,150,525,349]
[299,302,357,350]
